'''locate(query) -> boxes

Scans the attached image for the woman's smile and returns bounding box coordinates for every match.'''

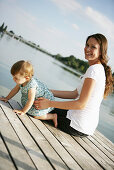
[84,37,101,64]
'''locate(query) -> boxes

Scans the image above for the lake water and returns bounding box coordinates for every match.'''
[0,33,114,142]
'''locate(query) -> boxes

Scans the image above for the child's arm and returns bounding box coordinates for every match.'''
[0,85,20,102]
[14,88,36,115]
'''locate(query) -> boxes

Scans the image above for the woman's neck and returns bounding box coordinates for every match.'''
[89,60,101,66]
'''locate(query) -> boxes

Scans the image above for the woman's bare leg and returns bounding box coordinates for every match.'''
[33,113,57,127]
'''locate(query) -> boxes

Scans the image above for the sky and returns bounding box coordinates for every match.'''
[0,0,114,71]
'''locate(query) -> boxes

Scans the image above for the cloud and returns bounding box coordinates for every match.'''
[20,10,37,22]
[50,0,82,14]
[15,9,38,33]
[72,23,79,30]
[0,1,37,27]
[0,1,40,40]
[50,0,114,42]
[0,0,114,66]
[85,7,114,40]
[46,26,67,40]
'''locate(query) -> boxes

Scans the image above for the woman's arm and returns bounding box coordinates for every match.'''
[50,89,78,99]
[14,88,36,115]
[0,85,20,102]
[35,78,95,110]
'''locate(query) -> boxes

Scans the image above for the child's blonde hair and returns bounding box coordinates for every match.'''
[11,60,34,78]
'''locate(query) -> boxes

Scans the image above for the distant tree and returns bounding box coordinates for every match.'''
[9,30,14,34]
[52,54,89,74]
[3,26,7,32]
[0,22,4,32]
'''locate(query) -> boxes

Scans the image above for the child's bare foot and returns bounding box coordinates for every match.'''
[53,114,58,128]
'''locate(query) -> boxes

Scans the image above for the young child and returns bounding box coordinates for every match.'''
[0,60,57,127]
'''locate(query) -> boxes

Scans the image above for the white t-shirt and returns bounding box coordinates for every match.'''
[67,64,106,135]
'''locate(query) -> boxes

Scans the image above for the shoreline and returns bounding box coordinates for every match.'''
[4,31,82,77]
[4,31,114,76]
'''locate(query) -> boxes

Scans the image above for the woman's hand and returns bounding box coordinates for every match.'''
[13,109,25,115]
[0,97,8,103]
[34,97,50,110]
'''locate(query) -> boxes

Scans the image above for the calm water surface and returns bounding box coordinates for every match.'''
[0,34,114,142]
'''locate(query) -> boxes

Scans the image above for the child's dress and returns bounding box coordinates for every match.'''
[20,77,54,116]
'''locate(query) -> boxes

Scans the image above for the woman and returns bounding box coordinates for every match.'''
[34,33,113,137]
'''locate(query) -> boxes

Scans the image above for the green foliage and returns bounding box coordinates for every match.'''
[52,54,89,74]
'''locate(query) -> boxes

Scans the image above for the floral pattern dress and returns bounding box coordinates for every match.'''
[20,77,54,116]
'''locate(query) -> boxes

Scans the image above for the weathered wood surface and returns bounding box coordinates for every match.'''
[0,100,114,170]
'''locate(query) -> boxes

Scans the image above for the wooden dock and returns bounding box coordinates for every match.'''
[0,100,114,170]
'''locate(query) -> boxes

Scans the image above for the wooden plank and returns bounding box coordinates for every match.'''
[44,122,103,170]
[93,131,114,156]
[31,117,82,170]
[94,130,114,150]
[0,106,37,170]
[11,100,81,169]
[0,133,15,170]
[20,117,70,170]
[73,136,114,170]
[83,136,114,169]
[0,100,53,170]
[87,135,114,161]
[9,100,70,170]
[1,99,113,170]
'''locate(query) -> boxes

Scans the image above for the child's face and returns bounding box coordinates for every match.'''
[13,73,28,85]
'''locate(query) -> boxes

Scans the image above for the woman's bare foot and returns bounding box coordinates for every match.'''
[53,114,58,128]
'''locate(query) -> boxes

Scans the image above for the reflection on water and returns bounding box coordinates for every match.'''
[0,33,114,142]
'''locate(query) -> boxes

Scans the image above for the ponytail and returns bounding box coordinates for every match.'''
[98,37,113,98]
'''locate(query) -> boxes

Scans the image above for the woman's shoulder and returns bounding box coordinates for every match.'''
[87,64,104,74]
[89,64,103,70]
[85,64,104,80]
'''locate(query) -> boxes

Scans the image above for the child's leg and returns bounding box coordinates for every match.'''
[33,113,57,128]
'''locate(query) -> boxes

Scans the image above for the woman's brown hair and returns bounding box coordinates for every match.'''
[11,60,34,78]
[86,33,113,98]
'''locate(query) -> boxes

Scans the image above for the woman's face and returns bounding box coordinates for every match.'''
[84,37,101,64]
